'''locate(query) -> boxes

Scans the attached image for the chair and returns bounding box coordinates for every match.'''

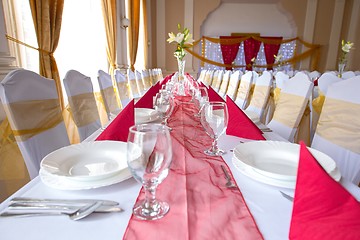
[135,70,146,95]
[0,69,70,179]
[115,69,132,108]
[226,70,242,100]
[308,70,321,82]
[218,70,231,98]
[311,76,360,184]
[97,70,121,120]
[234,71,255,109]
[341,71,356,79]
[141,69,152,90]
[245,71,272,123]
[197,69,207,82]
[127,69,141,99]
[63,70,101,141]
[203,70,214,86]
[211,70,224,92]
[267,72,313,143]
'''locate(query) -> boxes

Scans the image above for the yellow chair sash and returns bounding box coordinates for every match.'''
[272,93,307,129]
[137,78,145,91]
[129,79,139,96]
[143,76,151,89]
[100,86,118,114]
[236,81,252,102]
[250,85,270,109]
[273,87,281,105]
[204,72,212,86]
[294,104,311,145]
[69,93,99,128]
[312,92,325,114]
[316,98,360,154]
[4,99,63,141]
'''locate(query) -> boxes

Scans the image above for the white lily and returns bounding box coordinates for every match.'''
[342,41,354,53]
[184,33,195,45]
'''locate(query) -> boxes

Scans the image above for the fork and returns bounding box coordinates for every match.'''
[220,165,237,188]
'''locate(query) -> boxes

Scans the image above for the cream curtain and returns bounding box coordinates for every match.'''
[141,0,148,69]
[128,0,140,71]
[101,0,117,75]
[29,0,65,110]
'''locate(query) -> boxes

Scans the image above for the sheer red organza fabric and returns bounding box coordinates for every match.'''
[123,98,263,240]
[263,37,283,70]
[244,37,261,70]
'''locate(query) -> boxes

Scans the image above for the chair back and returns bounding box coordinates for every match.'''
[97,70,120,120]
[127,69,141,98]
[311,76,360,184]
[218,70,231,98]
[203,70,214,86]
[135,70,146,95]
[211,70,224,91]
[245,71,272,122]
[141,69,152,90]
[341,71,356,79]
[235,71,254,109]
[0,69,70,179]
[63,70,101,141]
[267,72,313,142]
[226,70,242,100]
[114,69,132,108]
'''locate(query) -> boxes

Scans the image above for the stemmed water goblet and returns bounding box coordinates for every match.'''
[194,87,209,117]
[200,102,228,156]
[127,123,173,220]
[154,90,174,129]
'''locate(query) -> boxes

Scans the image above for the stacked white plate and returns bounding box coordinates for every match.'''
[232,141,341,189]
[135,108,160,124]
[39,141,132,190]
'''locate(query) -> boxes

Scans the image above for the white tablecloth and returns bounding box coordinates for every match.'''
[1,131,359,240]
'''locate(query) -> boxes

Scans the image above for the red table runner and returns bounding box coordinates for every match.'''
[123,97,263,239]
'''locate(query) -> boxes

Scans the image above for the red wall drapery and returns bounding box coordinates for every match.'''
[263,36,283,70]
[220,36,240,70]
[243,37,261,70]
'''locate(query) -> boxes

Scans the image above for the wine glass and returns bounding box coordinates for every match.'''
[154,90,174,128]
[127,123,173,220]
[194,87,209,117]
[200,102,228,156]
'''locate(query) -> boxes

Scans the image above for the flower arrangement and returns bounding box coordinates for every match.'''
[339,40,354,64]
[167,24,194,61]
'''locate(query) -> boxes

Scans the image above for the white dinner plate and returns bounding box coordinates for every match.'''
[135,108,160,124]
[232,141,341,189]
[40,141,129,182]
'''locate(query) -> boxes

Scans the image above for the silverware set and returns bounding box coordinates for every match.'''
[0,197,123,220]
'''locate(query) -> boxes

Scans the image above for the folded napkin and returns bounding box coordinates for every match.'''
[225,96,265,140]
[134,82,160,109]
[289,142,360,239]
[208,86,225,102]
[96,99,134,142]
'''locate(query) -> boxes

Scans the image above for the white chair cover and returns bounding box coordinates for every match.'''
[218,70,231,98]
[311,76,360,184]
[267,72,313,142]
[234,71,254,109]
[211,70,224,91]
[63,70,101,142]
[203,70,214,87]
[141,69,152,90]
[245,71,272,123]
[97,70,120,120]
[135,70,146,95]
[197,69,207,82]
[226,70,242,100]
[115,69,132,108]
[0,69,70,179]
[309,70,321,81]
[341,71,356,79]
[274,71,290,89]
[127,69,141,98]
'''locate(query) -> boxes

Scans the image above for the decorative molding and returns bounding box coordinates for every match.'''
[302,0,318,70]
[325,0,346,70]
[156,0,166,70]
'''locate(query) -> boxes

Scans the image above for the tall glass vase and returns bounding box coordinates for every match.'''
[175,57,186,96]
[338,62,346,78]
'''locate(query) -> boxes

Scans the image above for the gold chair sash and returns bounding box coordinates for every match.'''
[250,85,270,109]
[316,98,360,154]
[100,86,119,114]
[312,92,325,114]
[204,72,212,86]
[236,81,252,104]
[4,99,63,141]
[129,79,139,97]
[294,104,311,145]
[143,76,151,89]
[272,93,307,129]
[273,87,281,105]
[69,93,99,128]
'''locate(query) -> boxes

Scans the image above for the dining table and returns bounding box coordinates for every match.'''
[0,77,359,240]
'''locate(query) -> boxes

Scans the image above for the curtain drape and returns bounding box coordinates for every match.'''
[142,0,148,69]
[128,0,140,71]
[243,37,261,70]
[263,36,283,70]
[220,36,240,70]
[101,0,117,75]
[29,0,64,109]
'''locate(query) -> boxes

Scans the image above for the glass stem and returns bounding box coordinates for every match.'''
[144,184,158,211]
[211,137,219,153]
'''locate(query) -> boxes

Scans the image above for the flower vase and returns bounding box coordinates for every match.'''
[176,58,186,96]
[338,62,346,78]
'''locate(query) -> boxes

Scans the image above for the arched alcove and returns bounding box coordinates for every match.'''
[201,1,297,38]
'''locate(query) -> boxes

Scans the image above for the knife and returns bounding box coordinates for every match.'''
[8,202,123,213]
[10,197,119,206]
[280,191,294,202]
